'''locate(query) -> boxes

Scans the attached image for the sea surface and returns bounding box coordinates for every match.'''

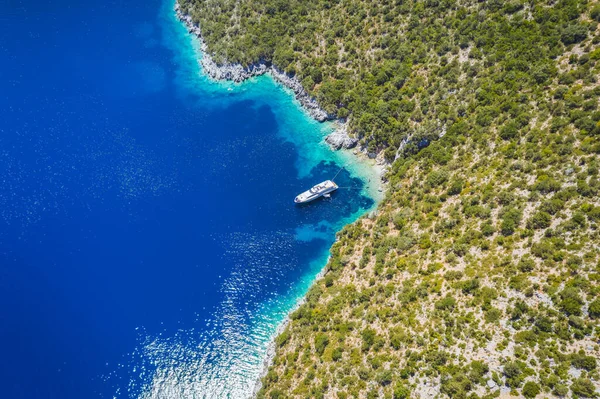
[0,0,377,397]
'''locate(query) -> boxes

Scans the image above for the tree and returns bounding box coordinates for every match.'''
[500,122,519,140]
[561,24,588,45]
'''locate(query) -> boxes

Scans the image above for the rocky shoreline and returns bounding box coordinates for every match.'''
[175,3,333,123]
[250,263,331,397]
[174,3,383,397]
[174,2,364,150]
[324,123,359,150]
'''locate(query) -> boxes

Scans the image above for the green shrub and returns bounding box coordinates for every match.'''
[314,333,329,355]
[376,369,393,386]
[529,211,552,229]
[426,170,449,187]
[501,208,522,236]
[535,316,553,333]
[469,361,489,382]
[481,222,495,236]
[591,5,600,22]
[523,381,541,398]
[571,378,597,398]
[518,257,535,272]
[561,24,588,45]
[361,328,376,351]
[441,373,472,397]
[393,214,407,229]
[435,295,456,311]
[554,384,570,397]
[589,299,600,319]
[571,354,597,371]
[503,362,524,387]
[332,346,343,361]
[500,122,519,140]
[558,288,583,316]
[560,297,583,316]
[533,175,562,193]
[448,179,463,195]
[462,278,480,294]
[275,330,290,348]
[393,382,410,399]
[541,198,565,215]
[485,308,502,323]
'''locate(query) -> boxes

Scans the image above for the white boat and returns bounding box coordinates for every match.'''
[294,180,339,204]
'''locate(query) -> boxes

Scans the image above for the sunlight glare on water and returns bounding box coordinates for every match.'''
[124,3,379,397]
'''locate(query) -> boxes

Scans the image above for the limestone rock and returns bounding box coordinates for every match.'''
[325,126,358,150]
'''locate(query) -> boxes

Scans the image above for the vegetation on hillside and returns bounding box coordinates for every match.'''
[180,0,599,158]
[179,0,600,397]
[257,118,600,397]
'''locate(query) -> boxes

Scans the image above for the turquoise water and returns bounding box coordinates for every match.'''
[129,4,380,397]
[0,0,379,397]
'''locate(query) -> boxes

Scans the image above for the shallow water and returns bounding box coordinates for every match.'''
[0,0,377,397]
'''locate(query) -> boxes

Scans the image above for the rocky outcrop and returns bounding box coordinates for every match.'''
[270,68,330,122]
[201,57,268,83]
[175,2,333,122]
[324,125,358,150]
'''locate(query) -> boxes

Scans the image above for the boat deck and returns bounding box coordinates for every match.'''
[294,180,338,204]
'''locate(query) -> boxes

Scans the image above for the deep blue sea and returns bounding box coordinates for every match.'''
[0,0,377,397]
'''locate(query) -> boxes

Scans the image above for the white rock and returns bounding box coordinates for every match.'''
[324,125,358,150]
[568,367,582,379]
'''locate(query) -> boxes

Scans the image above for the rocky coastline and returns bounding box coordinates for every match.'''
[250,263,331,397]
[324,123,359,150]
[175,3,334,123]
[175,3,384,397]
[174,2,367,153]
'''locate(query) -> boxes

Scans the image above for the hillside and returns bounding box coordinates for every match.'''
[178,0,600,397]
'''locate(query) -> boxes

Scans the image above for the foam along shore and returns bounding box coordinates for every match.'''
[174,2,365,155]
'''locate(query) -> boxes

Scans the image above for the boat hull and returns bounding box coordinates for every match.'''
[294,180,338,204]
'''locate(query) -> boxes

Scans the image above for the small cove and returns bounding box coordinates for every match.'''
[0,0,380,397]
